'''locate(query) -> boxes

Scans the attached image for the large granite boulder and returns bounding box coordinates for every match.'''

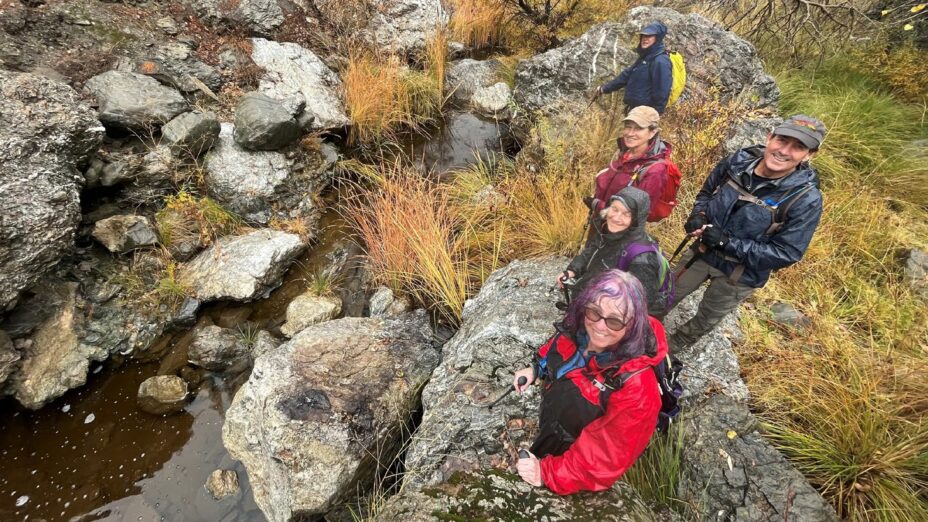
[179,229,306,302]
[403,258,566,490]
[183,0,285,35]
[233,92,301,151]
[84,71,189,131]
[513,6,778,118]
[204,122,334,225]
[250,38,349,131]
[222,312,440,521]
[0,71,103,311]
[680,395,838,521]
[365,0,448,55]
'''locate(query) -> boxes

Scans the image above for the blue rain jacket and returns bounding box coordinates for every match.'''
[601,22,673,114]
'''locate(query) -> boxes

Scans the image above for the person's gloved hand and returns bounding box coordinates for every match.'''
[582,196,599,210]
[590,86,603,101]
[684,213,707,234]
[700,225,729,250]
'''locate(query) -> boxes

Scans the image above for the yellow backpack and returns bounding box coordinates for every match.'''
[667,51,686,107]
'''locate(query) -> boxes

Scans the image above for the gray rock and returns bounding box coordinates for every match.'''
[137,375,188,414]
[0,330,19,387]
[903,249,928,300]
[126,43,223,93]
[680,395,838,521]
[378,469,653,522]
[84,71,189,130]
[250,38,349,131]
[280,294,342,337]
[91,215,159,253]
[171,297,201,328]
[203,122,292,222]
[0,71,104,311]
[180,229,306,302]
[233,92,301,151]
[251,330,281,359]
[365,0,448,55]
[368,286,411,317]
[403,258,565,490]
[770,301,810,329]
[446,58,504,104]
[471,82,511,118]
[99,157,139,187]
[222,312,440,521]
[184,0,285,35]
[205,469,240,500]
[161,111,221,158]
[156,16,179,35]
[724,116,781,155]
[188,325,250,372]
[513,6,778,119]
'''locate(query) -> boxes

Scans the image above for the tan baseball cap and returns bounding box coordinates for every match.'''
[623,106,660,128]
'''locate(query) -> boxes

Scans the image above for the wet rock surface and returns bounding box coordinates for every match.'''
[514,6,778,118]
[0,330,19,387]
[222,311,440,521]
[137,375,189,415]
[0,70,103,311]
[84,71,189,130]
[122,42,223,94]
[233,92,301,151]
[161,111,221,159]
[472,82,512,118]
[205,469,240,500]
[280,293,342,337]
[680,395,838,521]
[447,58,505,105]
[91,215,159,253]
[184,0,285,35]
[180,230,306,303]
[250,38,349,130]
[188,325,251,372]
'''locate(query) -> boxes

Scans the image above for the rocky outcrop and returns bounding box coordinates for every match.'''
[513,6,778,118]
[184,0,285,35]
[222,312,440,521]
[188,325,251,372]
[680,395,838,521]
[250,38,349,130]
[180,230,306,302]
[84,71,189,130]
[137,375,189,414]
[91,215,159,253]
[0,71,103,311]
[280,294,342,337]
[233,92,301,151]
[725,116,780,155]
[161,111,221,159]
[203,122,333,225]
[403,258,565,489]
[123,42,224,94]
[366,0,448,55]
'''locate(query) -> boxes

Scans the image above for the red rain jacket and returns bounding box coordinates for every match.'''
[538,317,667,495]
[594,138,673,221]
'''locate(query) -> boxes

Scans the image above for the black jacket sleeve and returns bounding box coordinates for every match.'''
[627,255,662,316]
[566,224,601,276]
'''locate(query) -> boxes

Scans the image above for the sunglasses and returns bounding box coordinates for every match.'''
[583,306,628,331]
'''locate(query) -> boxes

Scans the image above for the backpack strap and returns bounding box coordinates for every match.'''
[616,242,659,271]
[626,159,664,188]
[597,368,649,410]
[767,183,816,235]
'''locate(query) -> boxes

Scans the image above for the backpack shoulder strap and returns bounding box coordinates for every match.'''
[627,158,664,187]
[768,183,816,235]
[598,367,649,409]
[616,242,659,271]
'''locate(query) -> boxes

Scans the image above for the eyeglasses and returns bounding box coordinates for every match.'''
[583,306,628,331]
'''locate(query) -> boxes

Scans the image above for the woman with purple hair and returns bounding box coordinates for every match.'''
[512,269,668,494]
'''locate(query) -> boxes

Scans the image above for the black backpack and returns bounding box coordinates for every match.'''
[602,354,684,432]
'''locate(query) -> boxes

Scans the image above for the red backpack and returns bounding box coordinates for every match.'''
[595,159,682,222]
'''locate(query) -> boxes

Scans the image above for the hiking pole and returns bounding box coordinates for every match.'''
[668,234,694,264]
[674,249,702,282]
[487,376,528,410]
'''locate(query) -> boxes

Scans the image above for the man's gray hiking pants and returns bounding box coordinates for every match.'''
[669,249,757,349]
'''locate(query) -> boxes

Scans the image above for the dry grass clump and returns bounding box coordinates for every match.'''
[448,0,507,50]
[155,189,242,250]
[342,52,442,144]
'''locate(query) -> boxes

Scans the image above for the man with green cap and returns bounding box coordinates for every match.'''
[668,115,828,350]
[594,21,672,114]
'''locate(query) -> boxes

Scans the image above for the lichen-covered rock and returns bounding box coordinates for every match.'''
[180,230,306,302]
[84,71,189,130]
[366,0,448,55]
[137,375,188,414]
[183,0,284,35]
[378,469,653,521]
[127,42,224,93]
[0,70,103,310]
[233,92,301,151]
[250,38,349,130]
[91,215,159,253]
[403,258,566,489]
[724,116,781,155]
[280,293,342,337]
[161,111,221,158]
[446,58,504,104]
[368,286,411,317]
[188,325,250,372]
[472,82,511,118]
[205,469,240,500]
[513,6,778,119]
[221,312,440,521]
[680,395,838,521]
[903,248,928,300]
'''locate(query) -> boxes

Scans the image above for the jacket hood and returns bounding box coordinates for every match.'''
[729,146,821,190]
[609,186,651,231]
[637,22,667,57]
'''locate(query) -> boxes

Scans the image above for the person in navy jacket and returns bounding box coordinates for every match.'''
[595,22,673,114]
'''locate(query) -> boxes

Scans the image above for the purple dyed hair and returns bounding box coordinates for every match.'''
[563,269,649,358]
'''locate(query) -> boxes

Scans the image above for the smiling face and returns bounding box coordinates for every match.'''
[759,133,816,178]
[584,297,629,352]
[639,34,657,49]
[605,199,632,233]
[621,121,658,153]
